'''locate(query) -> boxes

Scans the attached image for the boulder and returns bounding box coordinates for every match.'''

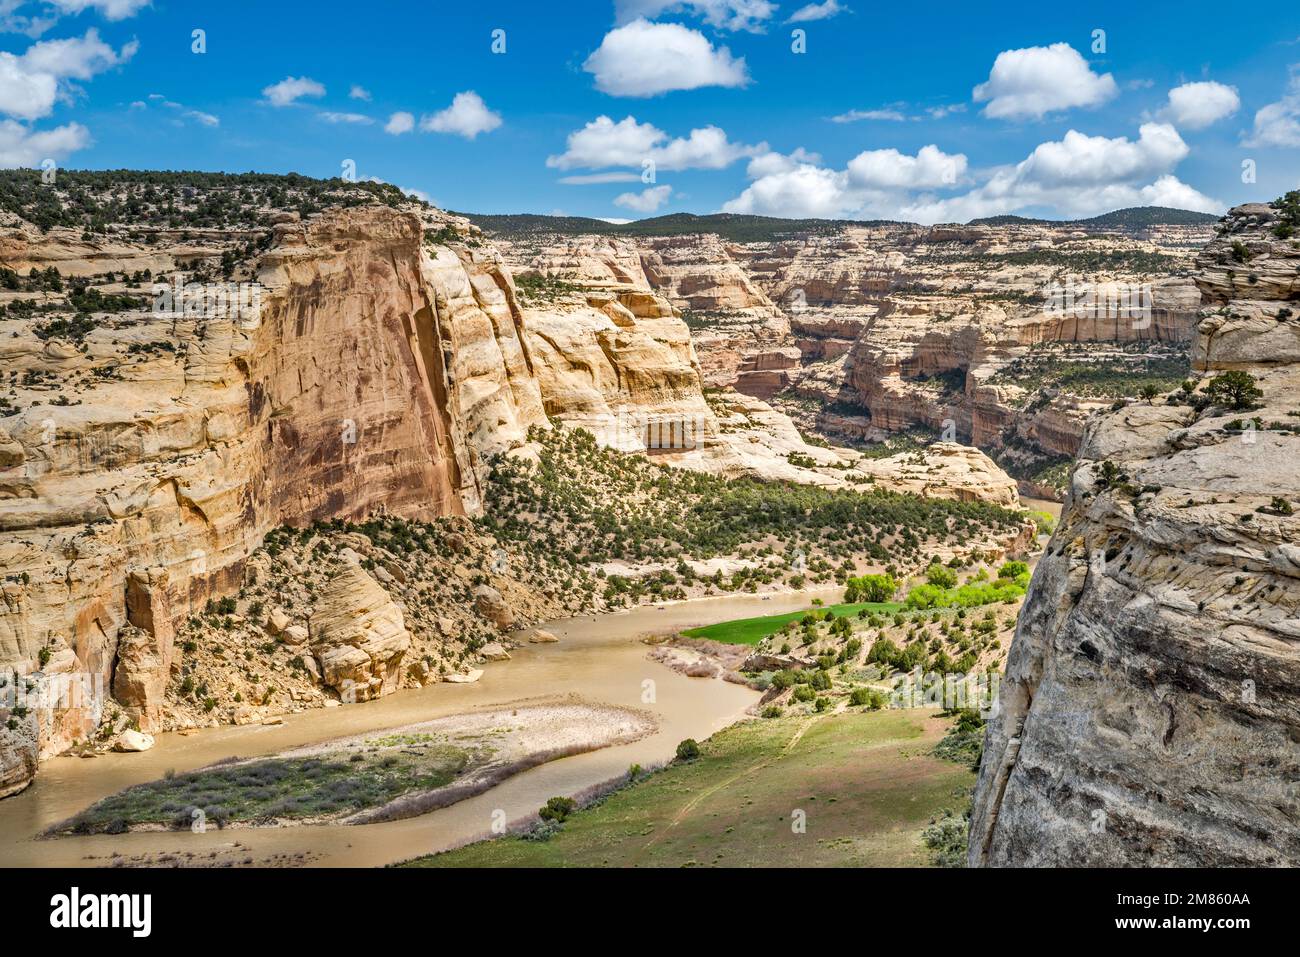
[473,584,515,631]
[112,729,155,752]
[300,654,320,682]
[480,642,511,661]
[528,629,559,643]
[308,564,411,702]
[444,669,484,684]
[281,625,309,646]
[266,607,291,635]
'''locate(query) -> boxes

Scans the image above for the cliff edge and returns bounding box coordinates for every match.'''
[969,196,1300,866]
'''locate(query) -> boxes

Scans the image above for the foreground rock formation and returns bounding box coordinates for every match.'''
[969,198,1300,866]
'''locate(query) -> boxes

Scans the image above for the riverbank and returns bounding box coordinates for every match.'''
[46,700,656,836]
[401,708,974,868]
[1,589,824,867]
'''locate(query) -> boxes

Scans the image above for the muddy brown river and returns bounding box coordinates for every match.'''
[0,589,841,868]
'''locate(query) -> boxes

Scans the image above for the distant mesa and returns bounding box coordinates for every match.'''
[460,206,1220,241]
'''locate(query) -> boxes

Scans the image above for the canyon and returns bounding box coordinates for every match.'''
[0,173,1028,798]
[491,213,1210,498]
[4,171,1279,873]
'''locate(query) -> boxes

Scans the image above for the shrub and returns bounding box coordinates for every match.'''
[523,818,564,842]
[849,687,885,709]
[925,564,958,589]
[537,796,577,823]
[998,560,1028,580]
[922,809,969,867]
[674,739,700,761]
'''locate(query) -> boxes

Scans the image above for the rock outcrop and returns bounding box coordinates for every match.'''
[853,442,1020,507]
[969,200,1300,866]
[308,564,411,701]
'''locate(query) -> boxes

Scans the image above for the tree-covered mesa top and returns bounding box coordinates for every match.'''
[0,169,421,234]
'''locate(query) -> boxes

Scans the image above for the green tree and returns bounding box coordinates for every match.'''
[1205,371,1263,411]
[844,573,898,603]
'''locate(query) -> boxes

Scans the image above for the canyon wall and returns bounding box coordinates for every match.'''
[969,202,1300,866]
[0,205,548,780]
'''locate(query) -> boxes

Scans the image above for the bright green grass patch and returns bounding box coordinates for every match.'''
[400,709,972,869]
[680,601,902,645]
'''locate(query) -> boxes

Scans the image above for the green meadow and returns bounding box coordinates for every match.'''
[679,601,902,645]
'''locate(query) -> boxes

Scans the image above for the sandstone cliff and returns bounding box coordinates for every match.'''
[968,199,1300,866]
[0,201,548,790]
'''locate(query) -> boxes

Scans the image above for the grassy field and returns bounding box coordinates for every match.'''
[401,709,972,868]
[680,601,902,645]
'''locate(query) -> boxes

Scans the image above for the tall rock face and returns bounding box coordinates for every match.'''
[969,201,1300,866]
[0,205,546,785]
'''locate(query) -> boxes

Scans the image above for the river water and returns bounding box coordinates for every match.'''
[1021,496,1064,520]
[0,588,840,868]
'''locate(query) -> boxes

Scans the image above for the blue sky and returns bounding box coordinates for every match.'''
[1,0,1298,222]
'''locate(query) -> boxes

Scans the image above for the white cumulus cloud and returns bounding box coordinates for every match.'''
[830,107,906,123]
[1016,122,1188,187]
[1163,81,1239,129]
[0,28,136,121]
[614,0,775,32]
[558,171,643,184]
[584,19,749,97]
[847,144,967,189]
[262,76,324,107]
[722,124,1220,224]
[786,0,847,23]
[46,0,151,19]
[973,43,1118,120]
[319,111,372,125]
[419,91,501,139]
[0,117,89,167]
[384,111,414,135]
[724,144,967,220]
[614,184,673,213]
[547,114,761,171]
[900,124,1219,223]
[1244,67,1300,148]
[349,85,371,101]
